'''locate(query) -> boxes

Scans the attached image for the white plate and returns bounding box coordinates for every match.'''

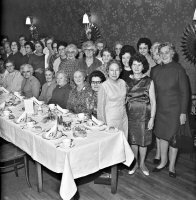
[84,124,107,131]
[42,131,63,140]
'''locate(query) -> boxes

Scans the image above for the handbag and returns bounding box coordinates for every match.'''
[170,124,194,152]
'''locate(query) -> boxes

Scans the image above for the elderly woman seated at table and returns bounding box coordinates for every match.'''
[88,70,106,117]
[3,60,23,93]
[20,64,41,98]
[67,69,93,114]
[48,70,71,108]
[38,68,56,103]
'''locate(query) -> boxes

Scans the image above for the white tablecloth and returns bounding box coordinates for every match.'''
[0,93,134,200]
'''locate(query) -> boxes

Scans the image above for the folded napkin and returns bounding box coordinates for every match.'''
[46,119,58,137]
[56,105,69,114]
[92,115,104,126]
[31,97,43,105]
[14,92,23,100]
[16,111,27,123]
[0,87,9,94]
[0,102,5,109]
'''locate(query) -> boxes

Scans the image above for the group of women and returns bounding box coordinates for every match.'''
[0,36,190,179]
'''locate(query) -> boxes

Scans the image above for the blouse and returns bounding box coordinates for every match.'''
[3,70,23,92]
[38,79,56,103]
[67,83,93,114]
[21,76,41,98]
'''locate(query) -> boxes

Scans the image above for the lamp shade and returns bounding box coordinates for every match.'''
[83,13,89,24]
[193,9,196,20]
[26,16,32,25]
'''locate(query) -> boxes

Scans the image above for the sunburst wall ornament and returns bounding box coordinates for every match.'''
[181,23,196,65]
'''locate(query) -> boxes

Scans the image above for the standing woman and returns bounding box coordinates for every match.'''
[119,45,136,82]
[28,40,46,85]
[151,42,190,178]
[126,53,156,176]
[97,60,128,138]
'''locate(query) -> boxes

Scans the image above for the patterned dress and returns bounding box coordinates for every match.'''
[67,83,93,114]
[126,76,152,146]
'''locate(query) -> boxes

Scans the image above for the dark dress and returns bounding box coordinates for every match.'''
[120,68,132,83]
[126,76,152,146]
[151,61,189,141]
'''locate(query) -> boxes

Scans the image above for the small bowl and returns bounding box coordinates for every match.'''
[77,113,85,120]
[3,110,10,117]
[49,104,55,110]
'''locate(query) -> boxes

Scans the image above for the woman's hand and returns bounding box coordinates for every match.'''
[180,113,186,125]
[148,118,154,130]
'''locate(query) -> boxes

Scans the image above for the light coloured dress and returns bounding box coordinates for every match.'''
[97,79,128,138]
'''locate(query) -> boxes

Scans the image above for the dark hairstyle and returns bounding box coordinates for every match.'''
[5,59,15,67]
[52,40,59,48]
[45,36,54,43]
[129,53,149,74]
[24,41,35,51]
[119,45,136,66]
[100,48,115,58]
[88,70,106,85]
[18,35,26,40]
[11,41,20,49]
[34,40,44,49]
[57,41,68,50]
[106,59,122,73]
[45,67,55,74]
[137,37,152,53]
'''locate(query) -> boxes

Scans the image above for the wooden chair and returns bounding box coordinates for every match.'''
[0,140,31,187]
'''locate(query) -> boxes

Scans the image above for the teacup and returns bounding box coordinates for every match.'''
[77,113,85,120]
[3,110,10,117]
[49,104,55,110]
[62,138,71,147]
[26,121,35,128]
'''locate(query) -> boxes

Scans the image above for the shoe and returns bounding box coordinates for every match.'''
[128,166,138,175]
[153,158,160,164]
[169,171,176,178]
[140,168,149,176]
[152,165,167,172]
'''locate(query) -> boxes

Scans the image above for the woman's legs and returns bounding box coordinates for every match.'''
[155,137,161,159]
[169,146,178,173]
[139,146,149,174]
[129,145,139,173]
[156,139,169,168]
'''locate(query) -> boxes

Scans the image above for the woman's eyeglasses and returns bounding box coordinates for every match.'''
[22,71,30,74]
[91,81,101,84]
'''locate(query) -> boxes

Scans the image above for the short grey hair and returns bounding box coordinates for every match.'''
[20,64,34,75]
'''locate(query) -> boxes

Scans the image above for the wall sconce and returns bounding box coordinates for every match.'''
[25,16,38,40]
[82,13,93,40]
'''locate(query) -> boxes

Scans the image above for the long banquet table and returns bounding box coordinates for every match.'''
[0,92,134,200]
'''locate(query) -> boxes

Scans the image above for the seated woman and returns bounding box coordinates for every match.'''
[38,68,56,103]
[97,48,114,78]
[48,70,71,108]
[67,69,93,114]
[0,59,8,86]
[3,60,23,92]
[88,70,106,117]
[21,64,41,98]
[97,60,128,138]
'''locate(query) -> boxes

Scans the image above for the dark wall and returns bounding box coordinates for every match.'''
[1,0,196,92]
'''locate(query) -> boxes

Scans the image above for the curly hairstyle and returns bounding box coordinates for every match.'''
[106,59,122,73]
[88,70,106,85]
[129,53,149,74]
[137,37,152,53]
